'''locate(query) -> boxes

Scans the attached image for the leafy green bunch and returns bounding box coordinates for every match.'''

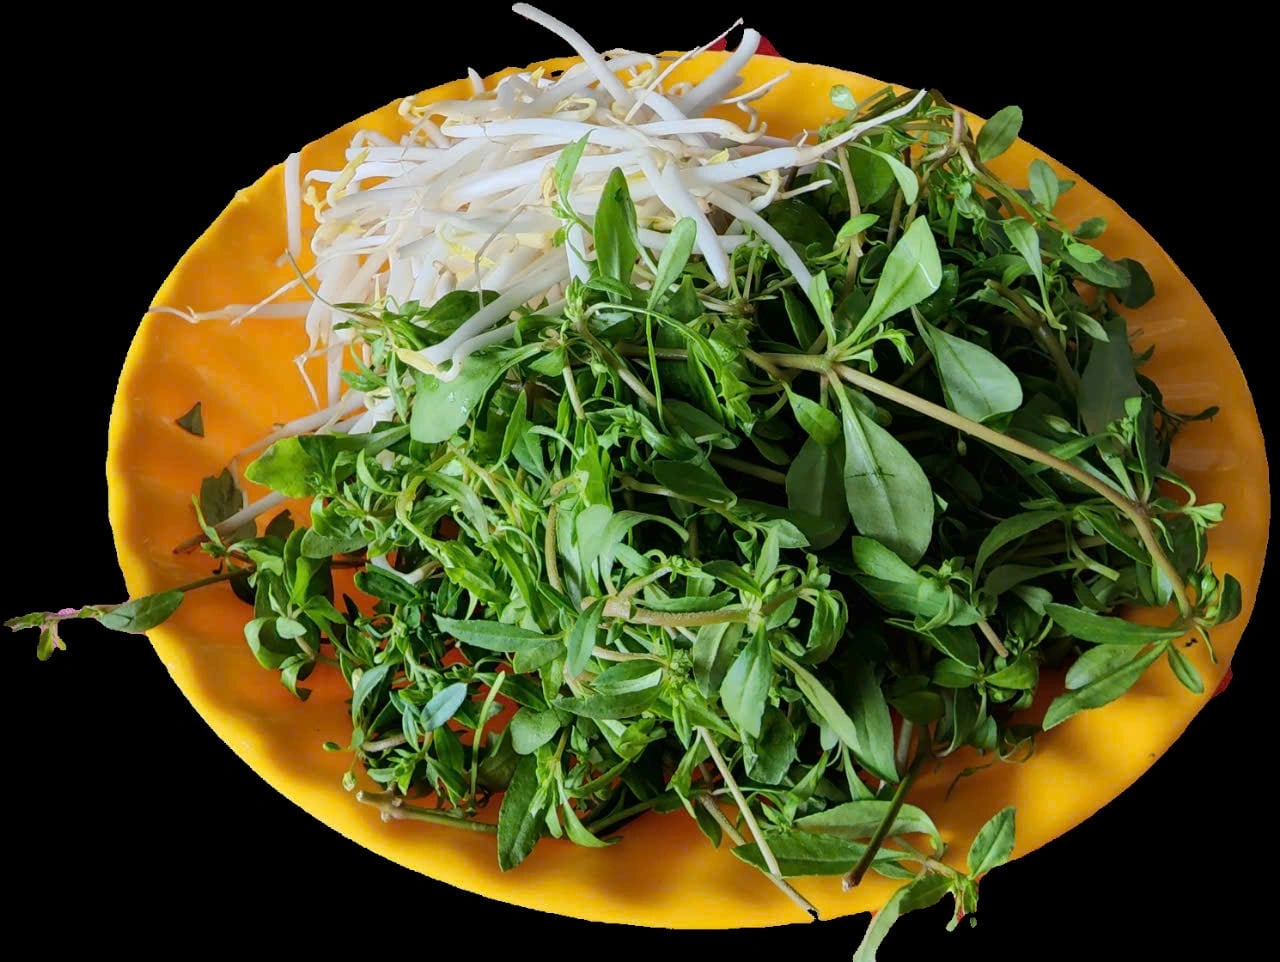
[9,85,1240,954]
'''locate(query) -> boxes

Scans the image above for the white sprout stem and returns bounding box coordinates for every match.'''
[148,302,311,324]
[625,18,743,122]
[566,223,592,282]
[440,321,520,379]
[638,227,748,253]
[719,71,791,107]
[526,54,654,114]
[679,28,762,116]
[709,188,813,298]
[214,492,288,535]
[512,4,633,106]
[640,157,731,287]
[175,491,290,553]
[237,392,365,458]
[422,259,568,365]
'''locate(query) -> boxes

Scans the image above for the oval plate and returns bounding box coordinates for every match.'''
[108,51,1269,928]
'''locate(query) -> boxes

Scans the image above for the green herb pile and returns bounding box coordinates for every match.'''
[9,87,1242,954]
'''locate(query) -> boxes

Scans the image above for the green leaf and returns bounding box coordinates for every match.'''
[977,105,1023,162]
[693,621,744,697]
[1167,645,1204,694]
[1114,258,1155,308]
[200,468,254,542]
[1028,159,1059,211]
[848,657,899,781]
[1064,644,1139,690]
[974,510,1062,576]
[915,314,1023,422]
[554,134,589,206]
[97,591,184,633]
[497,754,548,871]
[1002,218,1044,294]
[1072,311,1110,342]
[1044,603,1185,646]
[836,384,934,565]
[244,439,318,499]
[985,653,1039,690]
[410,354,506,444]
[652,460,736,506]
[594,167,640,285]
[762,198,837,252]
[1214,574,1242,625]
[1043,643,1166,729]
[554,686,659,720]
[836,213,880,247]
[776,650,897,782]
[852,218,942,338]
[354,566,420,605]
[731,830,905,877]
[350,663,390,724]
[435,616,555,652]
[852,873,954,962]
[786,388,840,446]
[560,801,614,848]
[175,402,204,437]
[850,143,918,204]
[264,509,294,541]
[967,806,1016,877]
[509,708,561,755]
[720,626,772,738]
[648,218,697,310]
[850,537,980,631]
[565,597,606,678]
[785,436,849,551]
[421,682,468,731]
[797,800,942,850]
[746,706,797,785]
[1078,317,1142,434]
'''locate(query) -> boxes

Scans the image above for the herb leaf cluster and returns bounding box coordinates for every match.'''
[8,84,1240,944]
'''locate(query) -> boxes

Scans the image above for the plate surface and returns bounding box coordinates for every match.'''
[107,51,1269,927]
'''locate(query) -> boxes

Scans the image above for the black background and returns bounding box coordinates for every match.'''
[12,4,1271,957]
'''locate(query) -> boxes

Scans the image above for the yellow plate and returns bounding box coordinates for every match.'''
[107,51,1269,928]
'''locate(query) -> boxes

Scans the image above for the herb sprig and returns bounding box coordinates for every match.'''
[9,83,1240,951]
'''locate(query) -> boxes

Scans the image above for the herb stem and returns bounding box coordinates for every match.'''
[562,364,586,419]
[843,731,930,890]
[591,646,660,663]
[694,793,820,921]
[895,720,915,775]
[362,733,408,753]
[355,791,497,833]
[617,344,690,361]
[710,453,787,485]
[582,796,657,834]
[697,727,782,881]
[616,565,673,602]
[605,600,749,629]
[977,618,1011,658]
[986,281,1080,393]
[167,567,251,594]
[577,320,659,409]
[544,502,563,592]
[836,147,863,294]
[469,671,505,802]
[751,350,830,374]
